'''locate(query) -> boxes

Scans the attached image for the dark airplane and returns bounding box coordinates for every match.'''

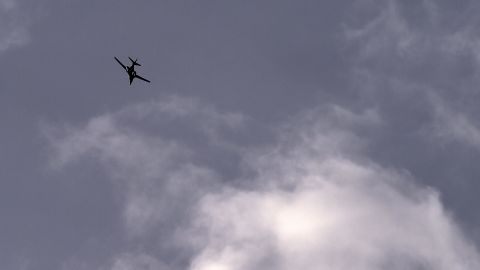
[114,57,151,85]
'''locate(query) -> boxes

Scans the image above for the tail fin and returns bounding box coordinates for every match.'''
[129,57,141,66]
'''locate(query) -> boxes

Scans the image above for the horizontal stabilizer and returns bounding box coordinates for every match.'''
[129,57,141,66]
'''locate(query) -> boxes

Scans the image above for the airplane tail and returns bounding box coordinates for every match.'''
[129,57,141,66]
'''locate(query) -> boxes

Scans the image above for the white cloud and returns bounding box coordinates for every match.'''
[190,162,479,270]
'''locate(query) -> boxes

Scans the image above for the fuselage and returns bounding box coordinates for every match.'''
[126,65,136,77]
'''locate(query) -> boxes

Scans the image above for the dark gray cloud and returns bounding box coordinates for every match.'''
[3,0,480,269]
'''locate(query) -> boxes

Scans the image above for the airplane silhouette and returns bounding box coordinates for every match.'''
[114,57,151,85]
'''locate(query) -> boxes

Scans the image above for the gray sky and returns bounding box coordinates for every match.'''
[2,0,480,269]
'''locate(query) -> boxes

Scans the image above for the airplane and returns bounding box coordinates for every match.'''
[114,56,151,85]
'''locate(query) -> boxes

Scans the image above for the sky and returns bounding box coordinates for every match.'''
[2,0,480,269]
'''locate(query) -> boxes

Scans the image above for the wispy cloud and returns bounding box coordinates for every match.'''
[428,93,480,149]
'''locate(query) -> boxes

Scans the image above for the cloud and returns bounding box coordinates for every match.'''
[45,95,480,270]
[190,177,477,269]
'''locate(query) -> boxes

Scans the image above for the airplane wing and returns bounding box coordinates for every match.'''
[114,57,127,70]
[135,74,151,83]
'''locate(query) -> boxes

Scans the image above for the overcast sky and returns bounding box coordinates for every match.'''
[2,0,480,269]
